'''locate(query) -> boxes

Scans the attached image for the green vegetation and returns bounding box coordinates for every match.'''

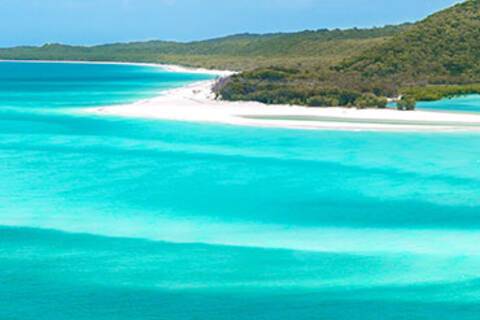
[356,94,387,109]
[219,67,386,108]
[0,26,407,71]
[337,0,480,85]
[217,60,398,108]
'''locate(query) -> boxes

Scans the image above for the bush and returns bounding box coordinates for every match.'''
[397,96,416,111]
[307,95,340,107]
[355,93,387,109]
[246,69,290,81]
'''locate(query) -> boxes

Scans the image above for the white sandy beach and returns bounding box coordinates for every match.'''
[82,67,480,132]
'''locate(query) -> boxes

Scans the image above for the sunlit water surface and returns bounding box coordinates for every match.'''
[1,62,480,319]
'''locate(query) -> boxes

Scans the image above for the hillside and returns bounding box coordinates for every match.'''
[219,0,480,106]
[0,25,406,71]
[337,0,480,85]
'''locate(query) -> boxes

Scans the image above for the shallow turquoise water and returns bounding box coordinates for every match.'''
[417,94,480,113]
[387,94,480,113]
[1,62,480,319]
[0,61,213,109]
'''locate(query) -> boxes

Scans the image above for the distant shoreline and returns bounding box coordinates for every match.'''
[0,59,234,77]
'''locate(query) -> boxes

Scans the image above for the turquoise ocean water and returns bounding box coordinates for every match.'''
[417,95,480,113]
[1,62,480,319]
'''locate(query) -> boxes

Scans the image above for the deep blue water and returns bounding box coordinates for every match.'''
[1,62,480,319]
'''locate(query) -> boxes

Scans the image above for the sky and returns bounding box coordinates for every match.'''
[0,0,463,47]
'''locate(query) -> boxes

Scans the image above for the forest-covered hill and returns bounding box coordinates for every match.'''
[219,0,480,107]
[0,25,406,71]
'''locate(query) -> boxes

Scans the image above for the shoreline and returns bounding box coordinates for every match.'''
[4,59,480,132]
[84,78,480,132]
